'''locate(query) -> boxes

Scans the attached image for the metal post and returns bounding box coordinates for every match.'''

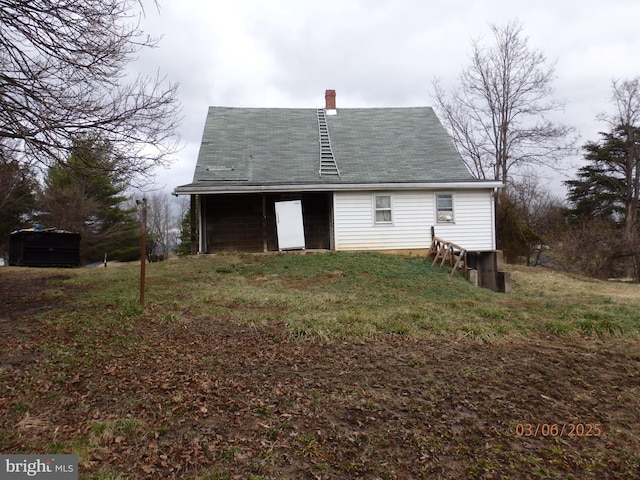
[137,198,147,306]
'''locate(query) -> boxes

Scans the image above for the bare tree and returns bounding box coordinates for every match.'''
[550,218,626,279]
[144,192,179,260]
[432,20,573,184]
[605,78,640,249]
[507,172,566,265]
[0,0,181,183]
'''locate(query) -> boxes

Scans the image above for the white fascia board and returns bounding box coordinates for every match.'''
[173,181,504,196]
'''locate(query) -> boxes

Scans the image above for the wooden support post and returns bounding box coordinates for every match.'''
[262,194,268,252]
[451,249,466,276]
[440,245,451,268]
[190,194,197,255]
[432,238,446,266]
[431,249,441,267]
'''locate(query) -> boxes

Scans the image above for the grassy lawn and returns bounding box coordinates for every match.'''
[67,252,640,339]
[1,252,639,479]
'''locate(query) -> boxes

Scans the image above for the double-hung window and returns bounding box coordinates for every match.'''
[374,194,392,224]
[436,193,454,223]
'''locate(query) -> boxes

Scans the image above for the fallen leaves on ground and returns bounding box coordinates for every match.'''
[1,271,639,479]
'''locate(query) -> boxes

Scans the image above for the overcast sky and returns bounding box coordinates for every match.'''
[133,0,640,199]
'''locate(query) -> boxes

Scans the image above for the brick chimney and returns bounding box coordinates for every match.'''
[325,89,337,115]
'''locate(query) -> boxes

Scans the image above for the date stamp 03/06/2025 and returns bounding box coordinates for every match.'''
[515,423,602,438]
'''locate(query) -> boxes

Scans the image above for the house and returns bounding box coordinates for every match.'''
[174,90,503,260]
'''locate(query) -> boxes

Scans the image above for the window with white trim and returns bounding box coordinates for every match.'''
[436,193,454,223]
[373,194,392,224]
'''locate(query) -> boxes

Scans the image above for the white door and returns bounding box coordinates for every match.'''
[275,200,305,250]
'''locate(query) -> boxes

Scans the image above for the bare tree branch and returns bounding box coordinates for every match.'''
[0,0,181,185]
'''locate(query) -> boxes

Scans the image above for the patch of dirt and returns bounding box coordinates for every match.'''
[0,269,74,371]
[0,269,72,322]
[0,269,639,479]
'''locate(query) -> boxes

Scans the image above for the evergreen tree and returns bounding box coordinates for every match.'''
[565,129,631,223]
[39,136,140,264]
[0,147,38,258]
[174,208,193,257]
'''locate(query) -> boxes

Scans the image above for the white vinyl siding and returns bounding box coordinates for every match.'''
[334,191,430,251]
[428,191,495,250]
[334,189,495,251]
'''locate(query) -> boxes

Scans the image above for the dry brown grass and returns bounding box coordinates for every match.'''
[509,264,640,301]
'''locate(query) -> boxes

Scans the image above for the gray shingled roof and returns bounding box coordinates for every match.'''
[175,106,481,193]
